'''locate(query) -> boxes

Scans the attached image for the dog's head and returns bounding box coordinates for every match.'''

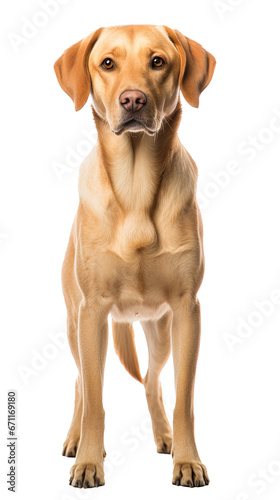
[54,25,216,135]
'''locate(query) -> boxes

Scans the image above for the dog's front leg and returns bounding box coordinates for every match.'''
[69,298,109,488]
[171,296,209,487]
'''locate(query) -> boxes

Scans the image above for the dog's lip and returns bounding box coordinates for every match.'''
[113,117,156,135]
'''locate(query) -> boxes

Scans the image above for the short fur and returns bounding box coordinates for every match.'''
[55,24,216,488]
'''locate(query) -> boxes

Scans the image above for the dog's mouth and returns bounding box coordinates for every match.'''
[113,118,157,136]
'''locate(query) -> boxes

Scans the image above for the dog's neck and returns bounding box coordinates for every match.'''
[92,102,182,214]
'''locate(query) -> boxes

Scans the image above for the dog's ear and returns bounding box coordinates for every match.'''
[164,27,216,108]
[54,28,103,111]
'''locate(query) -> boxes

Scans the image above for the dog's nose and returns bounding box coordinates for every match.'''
[119,90,147,113]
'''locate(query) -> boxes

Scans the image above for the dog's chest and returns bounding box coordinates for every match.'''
[111,212,157,256]
[109,208,197,260]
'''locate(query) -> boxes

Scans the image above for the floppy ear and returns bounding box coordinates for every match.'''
[164,27,216,108]
[54,28,103,111]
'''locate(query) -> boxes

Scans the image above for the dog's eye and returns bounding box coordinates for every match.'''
[101,58,114,70]
[152,57,165,69]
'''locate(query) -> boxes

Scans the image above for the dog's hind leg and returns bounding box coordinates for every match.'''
[61,230,83,458]
[141,311,173,454]
[62,373,82,457]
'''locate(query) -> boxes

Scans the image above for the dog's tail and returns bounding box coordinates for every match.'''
[112,321,143,384]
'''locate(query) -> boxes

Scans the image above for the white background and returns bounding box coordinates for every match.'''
[1,0,280,499]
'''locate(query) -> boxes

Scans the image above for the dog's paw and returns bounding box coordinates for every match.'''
[62,436,79,457]
[155,433,172,454]
[172,461,209,487]
[69,463,105,488]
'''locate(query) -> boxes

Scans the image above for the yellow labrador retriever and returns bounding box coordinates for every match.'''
[54,24,215,488]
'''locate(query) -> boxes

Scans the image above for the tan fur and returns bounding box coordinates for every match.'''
[54,24,216,488]
[112,321,142,383]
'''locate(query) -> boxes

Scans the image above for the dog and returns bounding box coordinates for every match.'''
[54,24,216,488]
